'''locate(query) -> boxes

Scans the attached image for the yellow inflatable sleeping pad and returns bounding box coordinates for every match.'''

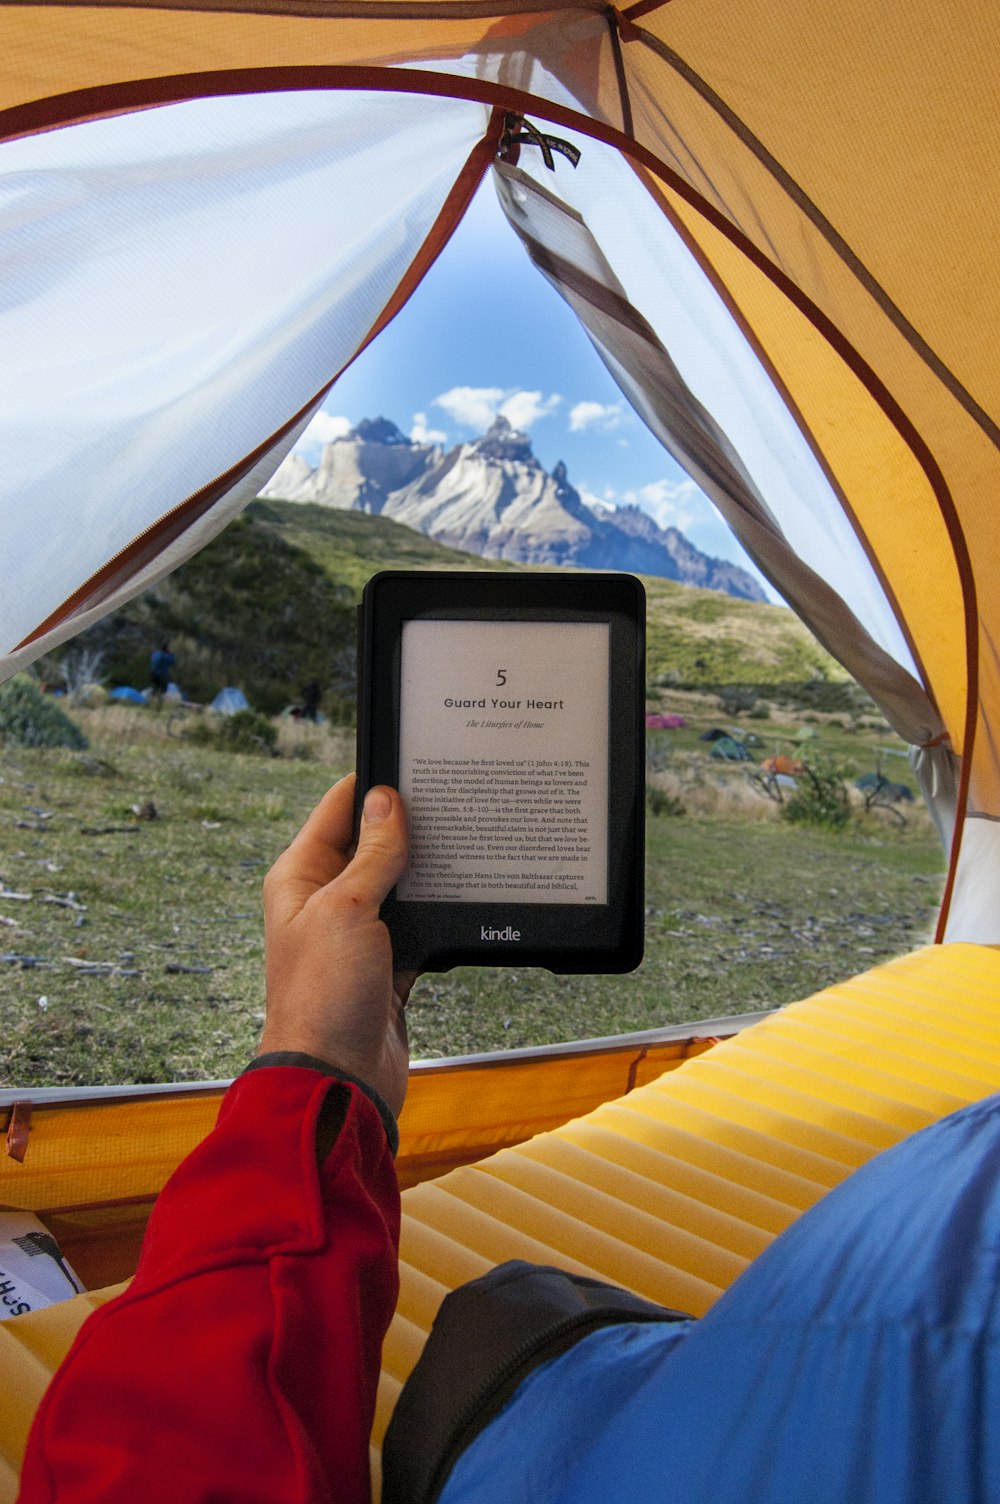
[1,942,999,1501]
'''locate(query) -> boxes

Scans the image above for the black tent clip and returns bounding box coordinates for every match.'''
[499,113,581,171]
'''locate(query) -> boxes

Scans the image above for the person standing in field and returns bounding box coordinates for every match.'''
[149,642,176,701]
[300,678,322,722]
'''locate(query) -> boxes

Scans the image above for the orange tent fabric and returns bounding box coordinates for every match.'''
[762,754,805,776]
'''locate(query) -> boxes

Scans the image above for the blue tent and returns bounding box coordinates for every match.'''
[210,687,249,716]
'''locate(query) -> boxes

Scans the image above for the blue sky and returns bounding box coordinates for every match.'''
[293,176,767,585]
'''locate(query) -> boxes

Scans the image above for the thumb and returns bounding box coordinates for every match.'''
[330,785,409,915]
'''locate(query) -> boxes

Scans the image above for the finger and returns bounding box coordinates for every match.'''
[271,774,357,895]
[328,785,408,917]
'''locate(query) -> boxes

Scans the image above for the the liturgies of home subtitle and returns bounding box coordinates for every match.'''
[443,698,566,710]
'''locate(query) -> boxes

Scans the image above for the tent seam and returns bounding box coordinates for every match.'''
[0,0,604,16]
[606,8,634,137]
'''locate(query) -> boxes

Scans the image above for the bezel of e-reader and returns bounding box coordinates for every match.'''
[356,571,645,975]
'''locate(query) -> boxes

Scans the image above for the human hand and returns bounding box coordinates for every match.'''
[260,774,415,1117]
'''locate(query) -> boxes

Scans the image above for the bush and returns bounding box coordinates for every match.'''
[780,759,851,831]
[0,676,88,749]
[645,734,673,773]
[185,709,278,756]
[717,686,758,717]
[646,783,685,818]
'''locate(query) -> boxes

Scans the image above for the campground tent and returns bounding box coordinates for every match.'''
[710,734,750,762]
[209,686,251,717]
[762,754,805,777]
[2,7,1000,1492]
[857,772,916,805]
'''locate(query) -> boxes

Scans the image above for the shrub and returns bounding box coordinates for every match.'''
[185,709,278,756]
[217,710,278,755]
[718,685,759,717]
[646,783,685,818]
[0,677,88,750]
[645,734,673,773]
[61,647,107,705]
[780,759,851,831]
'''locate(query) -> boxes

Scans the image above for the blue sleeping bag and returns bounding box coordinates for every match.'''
[385,1092,1000,1504]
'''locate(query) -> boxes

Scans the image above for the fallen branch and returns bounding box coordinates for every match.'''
[43,893,87,912]
[61,956,140,978]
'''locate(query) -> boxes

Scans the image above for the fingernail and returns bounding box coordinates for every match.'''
[364,787,391,824]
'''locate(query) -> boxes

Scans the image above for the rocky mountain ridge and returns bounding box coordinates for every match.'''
[262,416,766,600]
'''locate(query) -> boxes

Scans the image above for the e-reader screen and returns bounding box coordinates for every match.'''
[397,619,610,905]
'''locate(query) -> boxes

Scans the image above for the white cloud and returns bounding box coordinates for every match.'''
[294,410,351,450]
[621,477,703,533]
[432,386,561,433]
[433,386,505,430]
[410,412,448,445]
[499,389,562,430]
[568,400,623,433]
[608,475,779,600]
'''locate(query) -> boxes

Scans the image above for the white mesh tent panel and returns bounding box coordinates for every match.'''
[0,90,490,671]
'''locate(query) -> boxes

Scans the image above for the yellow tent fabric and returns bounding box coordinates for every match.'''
[2,1,997,938]
[1,942,999,1499]
[0,1022,740,1291]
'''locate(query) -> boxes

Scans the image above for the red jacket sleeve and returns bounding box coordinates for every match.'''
[17,1065,401,1504]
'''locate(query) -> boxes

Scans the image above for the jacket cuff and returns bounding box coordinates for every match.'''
[243,1051,399,1155]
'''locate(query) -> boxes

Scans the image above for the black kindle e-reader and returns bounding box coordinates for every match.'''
[356,570,645,974]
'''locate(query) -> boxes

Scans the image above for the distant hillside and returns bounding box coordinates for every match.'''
[69,510,358,716]
[250,498,517,596]
[263,416,768,602]
[68,501,843,714]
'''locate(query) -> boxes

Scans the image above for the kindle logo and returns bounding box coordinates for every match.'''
[481,925,522,942]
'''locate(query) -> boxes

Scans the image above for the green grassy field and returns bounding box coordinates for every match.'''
[0,700,944,1087]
